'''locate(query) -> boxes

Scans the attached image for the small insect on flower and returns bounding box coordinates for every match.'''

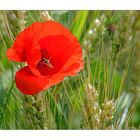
[42,58,54,69]
[6,21,84,95]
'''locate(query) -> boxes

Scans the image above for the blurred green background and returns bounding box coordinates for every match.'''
[0,11,140,129]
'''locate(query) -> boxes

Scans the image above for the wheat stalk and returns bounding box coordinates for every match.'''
[83,83,115,129]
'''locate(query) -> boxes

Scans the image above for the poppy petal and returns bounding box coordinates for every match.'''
[39,35,81,72]
[7,22,42,62]
[15,66,66,95]
[26,44,42,77]
[45,73,65,89]
[6,47,23,62]
[39,35,72,69]
[15,66,49,95]
[59,43,84,76]
[41,21,77,43]
[7,21,77,62]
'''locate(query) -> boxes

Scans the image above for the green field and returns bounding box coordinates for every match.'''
[0,11,140,129]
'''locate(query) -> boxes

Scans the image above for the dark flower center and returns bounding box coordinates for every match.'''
[36,48,55,76]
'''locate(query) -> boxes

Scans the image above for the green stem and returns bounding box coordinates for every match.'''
[0,80,15,127]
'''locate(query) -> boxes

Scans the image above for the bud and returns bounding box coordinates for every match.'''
[107,24,116,34]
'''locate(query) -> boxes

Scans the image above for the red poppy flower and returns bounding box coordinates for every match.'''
[7,21,84,95]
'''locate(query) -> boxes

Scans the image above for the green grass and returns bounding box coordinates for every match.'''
[0,10,140,129]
